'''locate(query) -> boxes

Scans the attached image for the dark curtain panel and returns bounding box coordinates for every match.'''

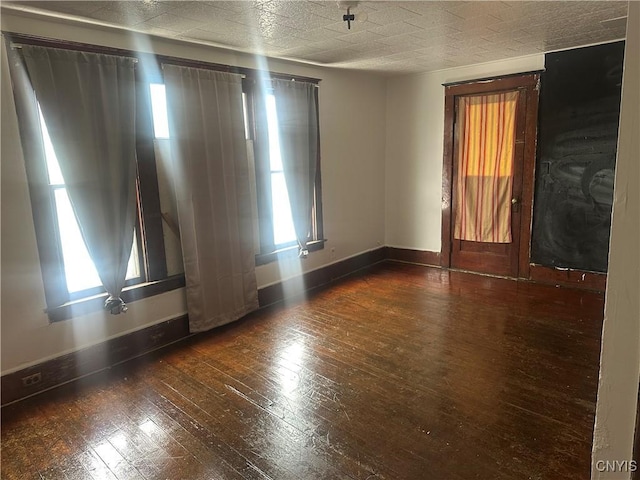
[20,45,138,313]
[272,80,319,255]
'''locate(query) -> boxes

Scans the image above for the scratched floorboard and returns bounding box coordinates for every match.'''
[1,263,604,479]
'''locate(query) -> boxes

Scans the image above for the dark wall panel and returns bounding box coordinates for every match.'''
[531,41,624,273]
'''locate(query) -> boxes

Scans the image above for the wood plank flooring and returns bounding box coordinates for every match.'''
[0,263,605,479]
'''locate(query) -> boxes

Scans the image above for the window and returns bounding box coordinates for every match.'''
[265,93,297,247]
[149,83,169,139]
[37,105,143,299]
[9,34,322,321]
[147,82,185,277]
[242,80,324,263]
[147,78,322,264]
[12,51,182,321]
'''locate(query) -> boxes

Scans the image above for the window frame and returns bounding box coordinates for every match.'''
[135,59,170,283]
[9,42,176,322]
[41,147,146,300]
[5,31,324,320]
[242,77,325,265]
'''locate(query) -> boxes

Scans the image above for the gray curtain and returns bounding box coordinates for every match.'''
[272,80,319,255]
[163,65,258,333]
[21,45,138,314]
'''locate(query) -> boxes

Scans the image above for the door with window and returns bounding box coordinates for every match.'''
[442,74,540,278]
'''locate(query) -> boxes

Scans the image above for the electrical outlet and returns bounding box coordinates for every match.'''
[22,372,42,387]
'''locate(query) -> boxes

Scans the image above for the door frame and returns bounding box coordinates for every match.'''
[440,72,541,279]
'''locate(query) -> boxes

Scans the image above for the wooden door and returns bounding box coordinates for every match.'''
[441,74,540,278]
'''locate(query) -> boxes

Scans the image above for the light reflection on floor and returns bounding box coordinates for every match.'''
[277,340,305,398]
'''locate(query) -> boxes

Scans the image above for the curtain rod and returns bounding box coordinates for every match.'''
[10,41,139,63]
[156,54,320,85]
[3,31,321,85]
[442,70,543,88]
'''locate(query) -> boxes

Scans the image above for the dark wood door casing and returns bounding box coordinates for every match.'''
[441,72,541,279]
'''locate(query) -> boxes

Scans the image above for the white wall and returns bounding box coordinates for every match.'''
[592,3,640,479]
[384,55,544,252]
[0,12,387,374]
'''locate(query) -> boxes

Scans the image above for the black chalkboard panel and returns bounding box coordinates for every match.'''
[530,41,624,273]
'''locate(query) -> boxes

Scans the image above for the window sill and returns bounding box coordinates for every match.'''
[255,239,326,267]
[47,275,186,323]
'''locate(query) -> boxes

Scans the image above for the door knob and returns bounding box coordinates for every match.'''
[511,198,519,205]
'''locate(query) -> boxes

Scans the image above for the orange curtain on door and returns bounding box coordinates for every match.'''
[454,91,519,243]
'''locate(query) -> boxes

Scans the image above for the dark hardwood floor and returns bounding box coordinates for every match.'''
[1,262,605,480]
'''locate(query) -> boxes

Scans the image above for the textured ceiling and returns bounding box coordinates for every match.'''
[1,1,629,74]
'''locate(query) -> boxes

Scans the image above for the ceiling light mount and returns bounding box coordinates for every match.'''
[338,1,360,30]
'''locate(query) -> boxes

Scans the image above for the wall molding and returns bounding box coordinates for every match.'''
[1,247,387,406]
[528,264,607,292]
[258,247,386,307]
[2,246,607,406]
[1,315,191,406]
[384,247,441,267]
[386,247,607,292]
